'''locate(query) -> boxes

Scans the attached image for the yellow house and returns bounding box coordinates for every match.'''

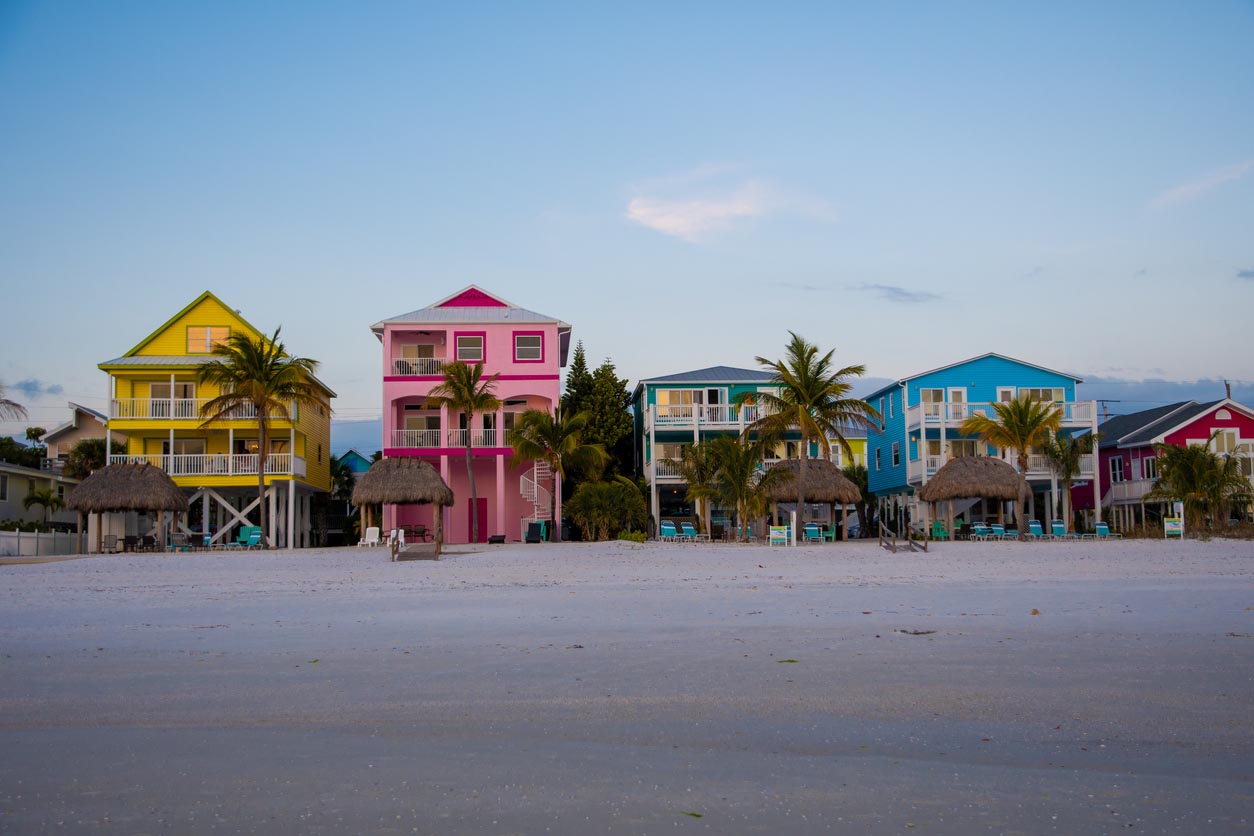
[99,291,335,548]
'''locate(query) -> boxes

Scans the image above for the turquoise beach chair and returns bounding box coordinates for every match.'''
[659,521,679,542]
[1027,520,1050,541]
[804,523,823,543]
[1093,522,1122,540]
[680,522,708,542]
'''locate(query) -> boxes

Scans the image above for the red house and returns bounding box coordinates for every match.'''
[1072,399,1254,530]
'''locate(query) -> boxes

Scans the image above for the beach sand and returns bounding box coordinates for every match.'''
[1,538,1252,834]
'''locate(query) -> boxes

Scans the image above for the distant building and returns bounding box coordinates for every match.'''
[40,402,126,470]
[0,460,78,527]
[335,448,373,475]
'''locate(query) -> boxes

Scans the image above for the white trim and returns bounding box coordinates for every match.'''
[1146,399,1254,445]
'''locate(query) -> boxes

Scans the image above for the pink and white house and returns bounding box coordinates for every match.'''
[1072,398,1254,530]
[371,286,572,543]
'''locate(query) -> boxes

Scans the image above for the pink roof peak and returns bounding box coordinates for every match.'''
[437,286,509,308]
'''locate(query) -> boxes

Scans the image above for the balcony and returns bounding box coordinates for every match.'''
[904,400,1096,432]
[907,454,1096,484]
[110,399,282,421]
[390,429,499,449]
[647,404,763,431]
[109,453,307,477]
[390,357,447,377]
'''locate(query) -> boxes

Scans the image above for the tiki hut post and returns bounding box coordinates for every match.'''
[76,511,84,555]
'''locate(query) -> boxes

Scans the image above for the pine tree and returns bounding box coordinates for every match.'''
[561,341,593,416]
[586,359,633,454]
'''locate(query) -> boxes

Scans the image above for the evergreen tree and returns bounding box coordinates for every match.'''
[585,358,633,475]
[560,341,593,416]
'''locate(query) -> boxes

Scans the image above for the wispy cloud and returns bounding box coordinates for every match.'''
[852,283,942,304]
[1148,160,1253,209]
[769,280,832,292]
[12,379,63,400]
[625,165,836,242]
[1238,268,1254,281]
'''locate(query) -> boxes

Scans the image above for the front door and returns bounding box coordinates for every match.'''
[467,497,488,543]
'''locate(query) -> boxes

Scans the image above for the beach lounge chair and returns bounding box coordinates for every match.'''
[768,525,789,546]
[358,526,381,547]
[243,529,264,549]
[658,521,679,542]
[1050,520,1081,540]
[971,523,993,541]
[804,523,823,543]
[930,520,949,541]
[1027,520,1050,541]
[525,522,544,543]
[680,522,708,542]
[1092,522,1122,540]
[102,534,118,554]
[989,524,1009,540]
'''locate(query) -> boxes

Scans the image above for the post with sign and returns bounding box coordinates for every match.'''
[1164,500,1185,539]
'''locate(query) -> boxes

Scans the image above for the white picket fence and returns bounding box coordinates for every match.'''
[0,530,86,557]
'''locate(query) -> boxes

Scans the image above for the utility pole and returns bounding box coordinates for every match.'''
[1096,399,1121,422]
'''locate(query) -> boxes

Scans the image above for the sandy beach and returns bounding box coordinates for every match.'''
[2,538,1252,834]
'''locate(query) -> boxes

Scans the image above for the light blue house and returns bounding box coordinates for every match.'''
[864,354,1099,533]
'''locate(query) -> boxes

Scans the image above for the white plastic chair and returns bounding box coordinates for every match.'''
[358,526,380,547]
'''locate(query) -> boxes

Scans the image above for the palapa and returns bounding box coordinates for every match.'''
[917,456,1025,502]
[66,463,188,554]
[763,458,862,505]
[352,458,454,559]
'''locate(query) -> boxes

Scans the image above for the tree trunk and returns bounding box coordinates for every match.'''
[1016,451,1029,540]
[433,502,442,559]
[258,411,269,547]
[465,415,478,543]
[549,466,560,543]
[797,429,809,535]
[1062,478,1073,534]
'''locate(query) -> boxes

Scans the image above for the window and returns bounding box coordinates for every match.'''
[920,388,944,417]
[401,344,435,359]
[318,444,322,464]
[1141,457,1157,481]
[879,398,885,420]
[57,484,65,500]
[455,334,484,362]
[1212,430,1239,454]
[891,442,900,467]
[514,333,543,362]
[950,440,978,458]
[1110,456,1124,483]
[875,448,882,470]
[1022,388,1064,403]
[0,474,6,500]
[889,393,895,418]
[187,326,230,353]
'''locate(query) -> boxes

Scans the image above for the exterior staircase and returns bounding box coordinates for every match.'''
[520,461,552,534]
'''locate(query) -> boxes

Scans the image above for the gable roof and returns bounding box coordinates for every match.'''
[40,402,109,443]
[1097,401,1198,448]
[862,352,1084,401]
[1131,398,1254,446]
[632,366,776,401]
[122,291,265,357]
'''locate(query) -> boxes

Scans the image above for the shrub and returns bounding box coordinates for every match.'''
[566,477,646,541]
[616,530,646,543]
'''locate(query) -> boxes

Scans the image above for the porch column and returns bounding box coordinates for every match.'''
[287,479,296,549]
[203,492,210,543]
[440,455,451,542]
[268,484,277,547]
[1091,407,1102,525]
[648,413,658,535]
[106,375,113,463]
[495,453,505,539]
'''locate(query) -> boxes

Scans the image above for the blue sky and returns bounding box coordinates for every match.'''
[2,1,1252,450]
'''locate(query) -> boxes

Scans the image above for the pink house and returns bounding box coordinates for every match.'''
[371,286,572,543]
[1072,398,1254,530]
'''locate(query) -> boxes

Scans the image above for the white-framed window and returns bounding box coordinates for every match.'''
[455,335,484,362]
[1022,387,1064,403]
[400,344,435,359]
[920,388,944,417]
[950,439,978,457]
[1212,430,1239,454]
[1141,457,1158,481]
[888,393,895,418]
[879,398,885,420]
[997,387,1016,403]
[187,326,230,353]
[514,334,542,361]
[891,442,900,467]
[875,448,882,470]
[1110,456,1125,483]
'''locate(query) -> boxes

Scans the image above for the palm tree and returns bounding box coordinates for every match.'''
[959,394,1063,540]
[844,462,873,538]
[707,435,790,542]
[737,332,879,531]
[665,442,719,537]
[0,381,27,421]
[1146,434,1252,532]
[425,361,501,543]
[507,407,607,542]
[1042,431,1097,534]
[197,327,322,547]
[24,487,65,526]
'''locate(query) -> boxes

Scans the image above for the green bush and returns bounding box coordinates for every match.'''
[616,530,646,543]
[566,477,647,541]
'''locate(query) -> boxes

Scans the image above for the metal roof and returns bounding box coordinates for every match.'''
[638,366,775,384]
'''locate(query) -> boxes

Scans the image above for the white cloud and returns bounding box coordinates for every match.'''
[1148,160,1253,209]
[625,166,836,242]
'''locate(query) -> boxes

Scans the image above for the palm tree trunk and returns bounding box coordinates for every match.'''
[433,502,443,559]
[1016,450,1029,541]
[797,429,809,537]
[549,465,560,543]
[465,413,477,543]
[1062,477,1073,534]
[258,413,269,547]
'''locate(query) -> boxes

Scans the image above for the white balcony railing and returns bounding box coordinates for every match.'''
[109,453,306,477]
[905,400,1096,430]
[110,399,281,421]
[908,453,1095,484]
[1106,478,1157,504]
[390,357,447,376]
[391,429,442,448]
[648,404,764,429]
[654,461,683,480]
[445,429,499,448]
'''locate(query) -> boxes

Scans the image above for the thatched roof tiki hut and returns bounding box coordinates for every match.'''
[917,456,1027,539]
[66,463,189,553]
[351,458,454,559]
[763,459,863,541]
